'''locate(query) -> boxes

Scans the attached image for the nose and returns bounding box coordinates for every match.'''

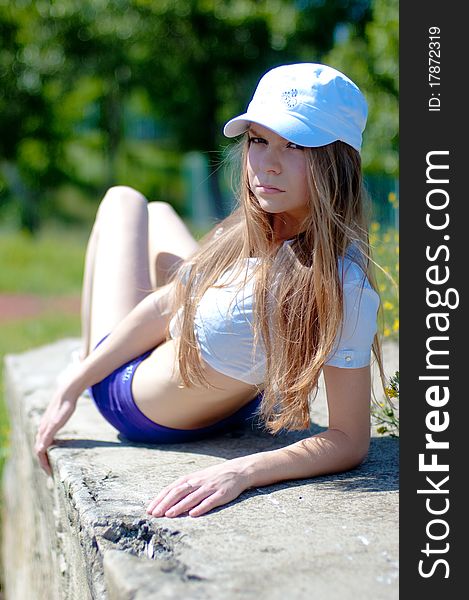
[260,146,282,174]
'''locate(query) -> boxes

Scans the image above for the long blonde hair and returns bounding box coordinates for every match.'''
[167,136,389,434]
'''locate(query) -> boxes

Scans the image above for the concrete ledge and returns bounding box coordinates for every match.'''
[1,339,399,599]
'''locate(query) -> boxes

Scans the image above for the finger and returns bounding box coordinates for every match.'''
[148,482,198,517]
[37,409,70,445]
[35,431,54,454]
[34,435,54,471]
[164,488,211,518]
[146,488,177,514]
[146,478,192,513]
[188,490,225,518]
[36,448,52,476]
[146,485,178,512]
[147,485,191,516]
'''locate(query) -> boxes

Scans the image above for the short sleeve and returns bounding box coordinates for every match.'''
[324,261,380,369]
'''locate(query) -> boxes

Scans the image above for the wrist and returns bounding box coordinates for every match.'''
[233,452,268,490]
[57,361,89,399]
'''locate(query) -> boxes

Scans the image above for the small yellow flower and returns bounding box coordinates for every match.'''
[371,222,380,233]
[392,318,399,332]
[384,301,394,311]
[395,246,399,255]
[388,192,397,204]
[384,327,391,337]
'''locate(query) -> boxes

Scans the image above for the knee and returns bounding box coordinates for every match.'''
[147,200,177,220]
[98,186,147,219]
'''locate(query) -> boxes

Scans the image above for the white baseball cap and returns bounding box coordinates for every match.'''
[223,63,368,153]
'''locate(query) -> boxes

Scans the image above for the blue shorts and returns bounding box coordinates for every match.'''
[88,337,263,444]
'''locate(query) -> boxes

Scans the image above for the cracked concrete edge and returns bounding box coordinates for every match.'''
[2,338,399,600]
[2,346,188,599]
[103,549,208,600]
[3,340,245,599]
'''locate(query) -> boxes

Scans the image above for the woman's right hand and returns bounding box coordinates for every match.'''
[34,374,83,476]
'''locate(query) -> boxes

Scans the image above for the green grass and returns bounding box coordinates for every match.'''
[0,226,87,295]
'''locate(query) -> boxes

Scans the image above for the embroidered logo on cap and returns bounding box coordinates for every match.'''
[281,88,298,109]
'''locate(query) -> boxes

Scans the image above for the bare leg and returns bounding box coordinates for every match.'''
[147,201,200,289]
[80,222,98,358]
[81,186,153,356]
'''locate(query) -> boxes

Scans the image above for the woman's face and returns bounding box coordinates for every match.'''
[246,123,310,232]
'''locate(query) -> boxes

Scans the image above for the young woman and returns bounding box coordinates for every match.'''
[35,63,389,519]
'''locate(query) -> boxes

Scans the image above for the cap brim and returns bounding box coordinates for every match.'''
[223,110,338,148]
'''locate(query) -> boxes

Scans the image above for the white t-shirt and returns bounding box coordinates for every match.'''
[169,241,379,385]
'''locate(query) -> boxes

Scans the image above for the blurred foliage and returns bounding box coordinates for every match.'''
[0,0,397,232]
[324,0,398,175]
[372,370,399,437]
[371,218,399,341]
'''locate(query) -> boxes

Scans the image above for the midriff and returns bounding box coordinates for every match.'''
[131,337,261,429]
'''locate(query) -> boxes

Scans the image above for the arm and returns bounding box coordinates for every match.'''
[241,365,371,486]
[146,365,371,517]
[35,282,176,474]
[72,281,176,392]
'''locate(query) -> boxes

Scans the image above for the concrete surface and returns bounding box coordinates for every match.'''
[1,338,398,599]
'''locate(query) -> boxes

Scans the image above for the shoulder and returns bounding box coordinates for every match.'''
[324,247,380,369]
[338,246,377,298]
[339,253,380,318]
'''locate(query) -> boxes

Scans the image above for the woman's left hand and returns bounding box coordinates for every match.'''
[34,392,78,476]
[146,457,252,518]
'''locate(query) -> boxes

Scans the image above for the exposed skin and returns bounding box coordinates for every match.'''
[144,365,371,518]
[35,135,371,518]
[247,123,310,239]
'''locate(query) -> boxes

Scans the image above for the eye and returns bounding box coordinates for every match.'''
[248,136,267,145]
[287,141,305,150]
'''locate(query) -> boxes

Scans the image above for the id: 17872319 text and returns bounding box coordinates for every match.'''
[428,26,441,112]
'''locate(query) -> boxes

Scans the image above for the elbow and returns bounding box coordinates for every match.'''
[348,446,368,469]
[329,428,370,469]
[339,446,368,472]
[346,435,370,468]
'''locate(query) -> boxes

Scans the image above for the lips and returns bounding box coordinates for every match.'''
[256,183,285,193]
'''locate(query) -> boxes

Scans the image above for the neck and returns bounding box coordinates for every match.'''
[271,213,304,243]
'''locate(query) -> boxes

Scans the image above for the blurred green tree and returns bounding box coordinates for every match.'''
[322,0,398,176]
[133,0,301,216]
[0,0,69,232]
[1,0,393,232]
[1,0,299,227]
